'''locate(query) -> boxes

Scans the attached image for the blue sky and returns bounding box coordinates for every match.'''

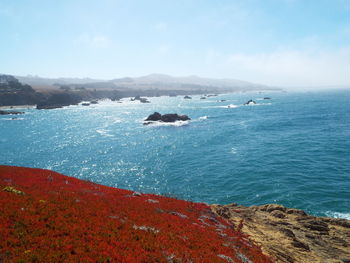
[1,0,350,86]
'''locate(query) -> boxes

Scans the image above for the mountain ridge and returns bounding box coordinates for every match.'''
[14,73,275,92]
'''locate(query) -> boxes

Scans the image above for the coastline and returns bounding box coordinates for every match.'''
[0,105,36,110]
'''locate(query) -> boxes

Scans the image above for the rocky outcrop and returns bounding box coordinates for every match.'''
[211,203,350,263]
[0,110,24,115]
[244,99,256,105]
[36,93,81,109]
[184,95,192,99]
[0,74,42,106]
[131,96,150,103]
[144,112,190,124]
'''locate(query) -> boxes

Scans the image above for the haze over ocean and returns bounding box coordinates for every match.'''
[1,90,349,219]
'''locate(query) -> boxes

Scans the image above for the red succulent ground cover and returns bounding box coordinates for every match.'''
[0,166,273,263]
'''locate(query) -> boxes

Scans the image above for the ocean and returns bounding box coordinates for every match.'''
[1,90,349,219]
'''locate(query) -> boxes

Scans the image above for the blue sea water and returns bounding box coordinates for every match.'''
[1,90,350,219]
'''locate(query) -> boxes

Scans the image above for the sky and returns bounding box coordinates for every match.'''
[1,0,350,87]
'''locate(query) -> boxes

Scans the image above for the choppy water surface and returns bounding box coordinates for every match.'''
[1,90,350,219]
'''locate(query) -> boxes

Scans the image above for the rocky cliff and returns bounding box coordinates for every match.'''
[211,203,350,263]
[0,74,43,106]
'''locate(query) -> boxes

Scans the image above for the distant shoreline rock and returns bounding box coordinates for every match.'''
[0,110,24,115]
[244,99,256,105]
[131,96,150,103]
[144,112,190,125]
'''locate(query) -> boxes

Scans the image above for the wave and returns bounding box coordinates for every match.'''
[218,104,239,109]
[96,129,114,137]
[244,102,272,106]
[144,120,190,127]
[1,117,24,121]
[325,211,350,220]
[198,116,208,120]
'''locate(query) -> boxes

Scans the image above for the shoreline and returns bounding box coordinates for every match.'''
[0,104,36,110]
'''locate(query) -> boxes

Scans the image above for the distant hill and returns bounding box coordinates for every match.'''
[112,73,267,90]
[0,74,43,106]
[16,73,278,92]
[110,73,274,92]
[0,75,35,93]
[16,75,103,87]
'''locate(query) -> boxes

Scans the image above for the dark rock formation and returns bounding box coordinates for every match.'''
[244,99,256,105]
[144,112,190,124]
[82,103,90,106]
[0,74,43,106]
[264,97,271,100]
[90,100,98,104]
[36,93,81,109]
[145,112,162,121]
[139,98,150,103]
[0,110,24,115]
[200,96,206,99]
[211,203,350,263]
[184,96,192,99]
[131,96,150,103]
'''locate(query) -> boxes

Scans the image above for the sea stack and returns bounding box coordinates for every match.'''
[144,112,190,124]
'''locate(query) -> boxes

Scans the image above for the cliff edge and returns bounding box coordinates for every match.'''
[211,203,350,263]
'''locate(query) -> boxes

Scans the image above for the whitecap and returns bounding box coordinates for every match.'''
[198,116,208,120]
[96,129,114,137]
[217,104,239,109]
[325,211,350,220]
[144,120,190,127]
[244,102,271,107]
[230,147,237,154]
[1,117,24,121]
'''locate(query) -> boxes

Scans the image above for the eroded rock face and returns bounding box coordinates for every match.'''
[211,203,350,263]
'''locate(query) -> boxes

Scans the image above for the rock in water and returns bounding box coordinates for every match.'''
[0,110,24,115]
[244,99,256,105]
[145,112,162,121]
[161,114,190,122]
[144,112,190,124]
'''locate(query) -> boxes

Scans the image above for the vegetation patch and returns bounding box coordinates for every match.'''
[0,165,272,262]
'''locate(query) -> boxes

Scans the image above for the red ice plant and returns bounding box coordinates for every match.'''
[0,166,273,263]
